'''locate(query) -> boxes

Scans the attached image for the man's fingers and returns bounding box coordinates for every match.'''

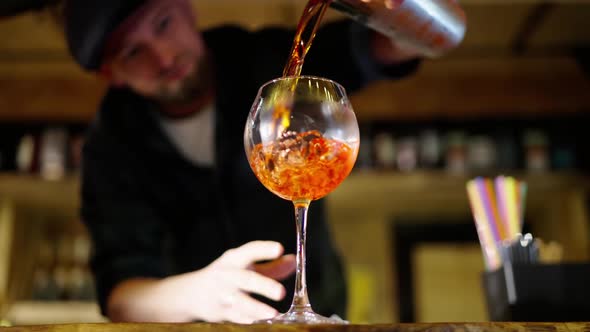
[231,292,279,323]
[234,269,286,301]
[253,254,296,281]
[221,241,284,267]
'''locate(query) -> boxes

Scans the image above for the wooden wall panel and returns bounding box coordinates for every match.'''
[1,57,589,122]
[350,56,590,121]
[0,62,103,122]
[0,78,103,122]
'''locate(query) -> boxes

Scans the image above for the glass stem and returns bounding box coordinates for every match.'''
[290,199,312,311]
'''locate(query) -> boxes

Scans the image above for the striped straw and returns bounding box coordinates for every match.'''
[484,178,507,240]
[475,177,501,244]
[494,176,512,239]
[467,180,502,270]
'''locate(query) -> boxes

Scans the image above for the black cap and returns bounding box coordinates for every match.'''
[0,0,53,18]
[64,0,146,70]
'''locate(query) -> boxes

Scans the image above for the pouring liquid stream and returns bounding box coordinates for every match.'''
[275,0,332,132]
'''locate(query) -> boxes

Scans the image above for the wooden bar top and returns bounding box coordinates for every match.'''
[1,323,589,332]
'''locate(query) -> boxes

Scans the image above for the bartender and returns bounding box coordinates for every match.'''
[64,0,422,323]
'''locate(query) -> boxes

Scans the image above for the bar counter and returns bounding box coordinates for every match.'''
[2,323,589,332]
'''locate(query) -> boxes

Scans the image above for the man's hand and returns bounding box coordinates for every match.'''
[107,241,296,323]
[176,241,295,323]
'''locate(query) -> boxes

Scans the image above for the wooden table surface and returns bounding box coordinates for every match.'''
[1,323,589,332]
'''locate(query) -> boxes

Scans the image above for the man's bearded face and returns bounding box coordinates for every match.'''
[105,0,213,105]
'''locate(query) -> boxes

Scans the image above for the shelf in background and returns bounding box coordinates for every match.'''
[1,170,588,214]
[333,170,590,215]
[0,173,79,215]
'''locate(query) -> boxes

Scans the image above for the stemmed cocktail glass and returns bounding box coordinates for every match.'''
[244,76,359,324]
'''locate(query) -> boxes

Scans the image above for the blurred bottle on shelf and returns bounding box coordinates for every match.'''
[15,134,35,173]
[418,129,441,169]
[357,124,375,170]
[494,132,518,171]
[373,132,396,169]
[31,238,59,301]
[39,127,68,180]
[396,136,418,172]
[523,130,549,173]
[445,131,467,174]
[31,268,60,301]
[467,135,497,171]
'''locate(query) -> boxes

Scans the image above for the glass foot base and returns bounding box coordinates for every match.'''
[255,307,349,325]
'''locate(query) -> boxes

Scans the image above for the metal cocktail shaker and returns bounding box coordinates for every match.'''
[331,0,467,57]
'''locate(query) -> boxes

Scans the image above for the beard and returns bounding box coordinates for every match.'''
[153,52,214,106]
